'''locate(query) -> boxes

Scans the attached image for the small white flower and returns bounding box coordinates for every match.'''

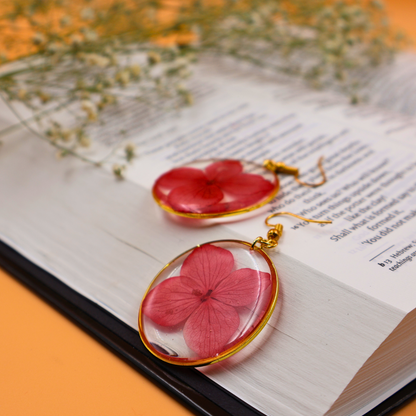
[17,89,27,100]
[60,129,73,142]
[70,33,83,46]
[102,77,115,88]
[81,100,98,121]
[83,53,110,67]
[112,164,126,179]
[81,7,95,21]
[47,42,64,54]
[116,70,130,86]
[148,51,162,65]
[83,29,98,43]
[98,94,116,110]
[60,15,72,27]
[78,134,91,147]
[124,142,136,161]
[37,90,51,103]
[32,32,46,45]
[129,64,141,77]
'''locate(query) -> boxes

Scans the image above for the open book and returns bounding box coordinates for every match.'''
[1,53,416,416]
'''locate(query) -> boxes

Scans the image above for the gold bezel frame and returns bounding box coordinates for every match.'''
[152,159,280,219]
[138,240,279,367]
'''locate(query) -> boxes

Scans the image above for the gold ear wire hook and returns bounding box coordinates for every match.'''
[265,211,332,227]
[252,212,332,250]
[263,156,327,188]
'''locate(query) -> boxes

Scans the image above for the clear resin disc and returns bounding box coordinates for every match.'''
[152,159,279,219]
[138,240,278,366]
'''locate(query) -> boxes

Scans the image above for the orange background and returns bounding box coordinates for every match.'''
[1,1,416,415]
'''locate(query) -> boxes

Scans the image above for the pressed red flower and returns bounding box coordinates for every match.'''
[142,244,271,359]
[153,160,275,214]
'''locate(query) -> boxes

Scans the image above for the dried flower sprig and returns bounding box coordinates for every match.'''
[0,0,406,176]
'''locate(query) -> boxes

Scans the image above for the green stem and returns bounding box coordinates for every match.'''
[0,93,100,166]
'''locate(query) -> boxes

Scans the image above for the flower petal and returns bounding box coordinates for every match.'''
[167,183,224,213]
[205,160,243,182]
[153,167,208,206]
[259,271,272,294]
[181,244,234,290]
[219,172,275,196]
[213,268,266,307]
[183,298,239,358]
[222,272,273,350]
[202,196,268,213]
[142,276,203,326]
[154,167,207,191]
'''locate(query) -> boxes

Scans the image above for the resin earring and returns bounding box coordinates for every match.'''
[138,212,331,367]
[152,157,326,220]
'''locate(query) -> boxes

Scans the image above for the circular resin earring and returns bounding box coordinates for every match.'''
[138,212,331,367]
[152,157,326,220]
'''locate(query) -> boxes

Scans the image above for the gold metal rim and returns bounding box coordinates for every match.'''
[152,159,280,219]
[138,239,279,367]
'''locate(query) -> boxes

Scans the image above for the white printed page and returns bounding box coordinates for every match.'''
[126,58,416,313]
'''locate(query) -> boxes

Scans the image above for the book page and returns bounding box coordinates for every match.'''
[125,57,416,313]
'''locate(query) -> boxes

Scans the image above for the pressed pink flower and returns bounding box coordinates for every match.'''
[142,244,271,359]
[153,160,275,214]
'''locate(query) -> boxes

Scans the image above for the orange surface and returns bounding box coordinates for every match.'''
[385,0,416,46]
[0,269,194,416]
[1,1,416,415]
[396,398,416,416]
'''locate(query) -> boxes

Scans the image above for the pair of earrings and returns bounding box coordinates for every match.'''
[138,157,330,366]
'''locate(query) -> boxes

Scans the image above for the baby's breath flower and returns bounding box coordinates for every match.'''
[60,129,73,142]
[83,29,98,43]
[81,100,98,121]
[79,91,91,99]
[47,127,60,141]
[177,85,193,105]
[179,68,191,79]
[174,57,188,67]
[108,54,118,66]
[83,53,110,67]
[97,93,116,110]
[104,46,113,55]
[78,134,92,147]
[112,164,126,179]
[350,94,360,105]
[32,32,46,46]
[60,15,71,27]
[70,33,83,46]
[17,89,27,100]
[102,77,115,88]
[81,8,95,21]
[129,64,141,78]
[47,42,64,54]
[124,142,136,162]
[101,93,116,105]
[37,91,51,103]
[182,91,193,105]
[116,70,130,86]
[148,51,162,65]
